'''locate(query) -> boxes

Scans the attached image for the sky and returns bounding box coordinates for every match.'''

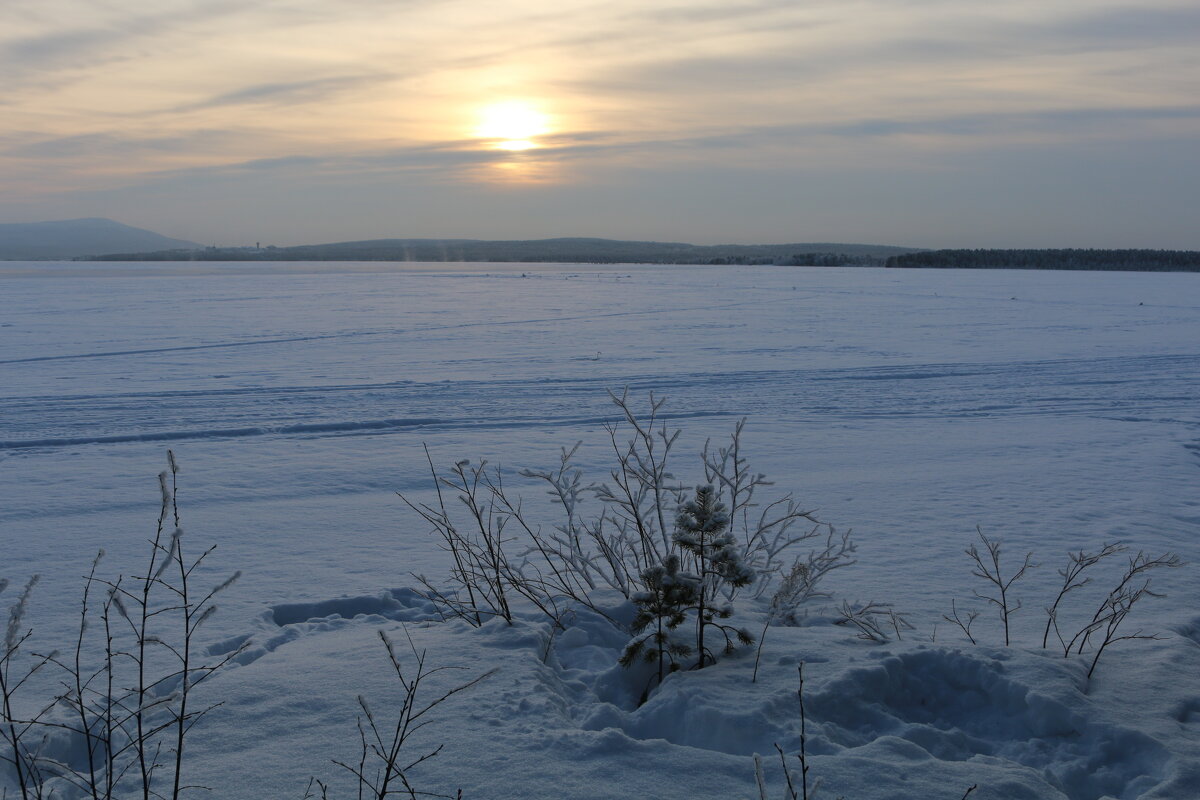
[2,0,1198,249]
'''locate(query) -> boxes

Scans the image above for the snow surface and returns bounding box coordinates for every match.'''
[1,261,1197,799]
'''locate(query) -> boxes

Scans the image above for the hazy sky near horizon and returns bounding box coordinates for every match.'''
[2,0,1198,249]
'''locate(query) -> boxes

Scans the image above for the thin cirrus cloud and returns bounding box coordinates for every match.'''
[63,101,1195,196]
[1,1,248,79]
[4,131,227,160]
[177,74,399,112]
[0,0,1197,247]
[1043,5,1200,46]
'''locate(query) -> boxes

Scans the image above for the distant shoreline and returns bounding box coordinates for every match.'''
[886,248,1200,273]
[4,258,1199,280]
[8,220,1197,271]
[79,239,1199,272]
[80,236,911,267]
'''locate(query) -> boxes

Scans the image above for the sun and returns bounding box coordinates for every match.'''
[475,101,549,150]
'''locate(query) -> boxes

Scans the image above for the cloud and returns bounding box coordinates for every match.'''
[0,1,245,78]
[64,100,1196,195]
[1045,5,1200,49]
[556,1,1199,101]
[178,74,398,112]
[3,0,1198,246]
[751,104,1200,142]
[630,0,819,26]
[2,130,234,160]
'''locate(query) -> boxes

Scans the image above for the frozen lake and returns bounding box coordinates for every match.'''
[3,261,1196,611]
[1,261,1198,798]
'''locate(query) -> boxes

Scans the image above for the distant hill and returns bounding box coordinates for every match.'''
[0,218,199,260]
[90,237,921,265]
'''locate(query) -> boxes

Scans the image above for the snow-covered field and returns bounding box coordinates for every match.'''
[1,261,1198,799]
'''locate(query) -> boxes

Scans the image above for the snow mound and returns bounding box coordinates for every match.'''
[269,587,440,626]
[808,648,1169,800]
[193,589,449,672]
[1172,616,1200,649]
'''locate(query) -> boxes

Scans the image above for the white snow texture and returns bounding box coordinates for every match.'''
[1,261,1198,799]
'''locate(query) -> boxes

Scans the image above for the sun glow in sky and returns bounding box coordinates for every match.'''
[475,102,551,150]
[1,0,1198,247]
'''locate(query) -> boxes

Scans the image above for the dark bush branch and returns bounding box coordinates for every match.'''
[1054,550,1184,682]
[835,601,905,643]
[965,527,1035,646]
[1043,541,1125,650]
[334,628,491,800]
[942,599,980,645]
[408,392,848,698]
[401,460,517,627]
[2,575,52,800]
[702,422,822,599]
[3,454,242,800]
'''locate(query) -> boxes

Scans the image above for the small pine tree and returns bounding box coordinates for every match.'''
[619,554,698,697]
[674,486,756,667]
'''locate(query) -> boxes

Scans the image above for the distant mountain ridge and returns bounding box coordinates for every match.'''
[90,236,920,265]
[0,218,199,260]
[13,223,1196,271]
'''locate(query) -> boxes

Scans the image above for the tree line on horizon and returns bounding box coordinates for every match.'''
[82,240,1200,271]
[886,248,1200,272]
[81,237,911,264]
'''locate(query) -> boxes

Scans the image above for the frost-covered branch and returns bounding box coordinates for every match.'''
[834,601,909,643]
[4,453,242,800]
[942,599,980,645]
[400,459,516,626]
[701,421,822,598]
[333,628,492,800]
[1061,550,1183,682]
[965,527,1034,646]
[1043,541,1125,650]
[406,391,850,691]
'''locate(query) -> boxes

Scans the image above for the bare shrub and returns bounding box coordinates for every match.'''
[402,454,516,628]
[1,574,53,800]
[942,599,980,645]
[332,628,492,800]
[1063,550,1183,682]
[834,601,911,643]
[1043,542,1126,650]
[965,527,1035,646]
[700,419,822,599]
[1,452,243,800]
[753,528,856,682]
[403,391,844,681]
[952,527,1183,683]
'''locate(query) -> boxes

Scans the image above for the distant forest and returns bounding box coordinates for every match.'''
[85,237,916,265]
[886,249,1200,272]
[84,240,1200,271]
